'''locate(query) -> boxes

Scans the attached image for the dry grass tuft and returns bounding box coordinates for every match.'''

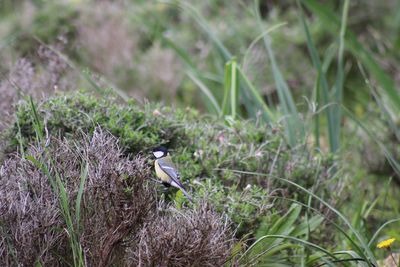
[0,137,67,266]
[128,202,234,267]
[0,127,155,266]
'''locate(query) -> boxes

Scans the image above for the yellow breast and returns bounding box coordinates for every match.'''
[155,159,170,183]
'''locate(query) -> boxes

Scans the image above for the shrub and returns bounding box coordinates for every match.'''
[2,92,339,239]
[0,127,155,266]
[127,202,234,267]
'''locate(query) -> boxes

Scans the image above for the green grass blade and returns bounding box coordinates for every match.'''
[254,0,303,146]
[162,35,197,70]
[162,0,231,61]
[163,34,223,83]
[268,195,376,265]
[297,0,337,152]
[163,0,278,123]
[368,218,400,247]
[27,155,84,266]
[246,234,338,262]
[223,169,377,265]
[241,243,297,266]
[343,107,400,176]
[302,0,400,113]
[241,23,288,69]
[26,100,85,266]
[29,97,44,144]
[332,0,350,152]
[238,67,274,122]
[75,162,88,234]
[313,72,321,149]
[358,62,400,139]
[223,59,239,119]
[222,63,230,117]
[187,71,222,115]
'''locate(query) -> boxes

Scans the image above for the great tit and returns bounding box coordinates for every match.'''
[152,146,192,202]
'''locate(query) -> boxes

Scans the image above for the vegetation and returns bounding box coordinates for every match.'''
[0,0,399,266]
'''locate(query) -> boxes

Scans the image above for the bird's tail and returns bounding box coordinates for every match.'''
[171,180,193,202]
[180,187,193,203]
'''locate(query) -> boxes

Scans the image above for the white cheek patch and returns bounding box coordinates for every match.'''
[153,151,164,158]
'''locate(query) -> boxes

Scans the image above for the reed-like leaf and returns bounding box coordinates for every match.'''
[254,0,304,146]
[302,0,400,114]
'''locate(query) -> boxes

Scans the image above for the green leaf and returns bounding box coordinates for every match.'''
[254,0,304,146]
[223,59,240,119]
[75,162,88,233]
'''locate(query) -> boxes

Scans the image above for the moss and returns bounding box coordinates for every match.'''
[3,91,337,234]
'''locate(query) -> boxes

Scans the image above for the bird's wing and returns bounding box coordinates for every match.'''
[157,157,193,202]
[157,157,185,189]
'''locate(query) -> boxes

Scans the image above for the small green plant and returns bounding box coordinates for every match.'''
[26,97,85,267]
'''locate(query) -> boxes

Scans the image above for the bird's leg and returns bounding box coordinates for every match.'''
[161,186,170,194]
[150,178,173,201]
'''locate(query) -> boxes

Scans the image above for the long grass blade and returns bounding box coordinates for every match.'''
[332,0,350,146]
[296,0,337,153]
[161,0,231,61]
[187,71,222,115]
[223,59,239,119]
[75,162,88,233]
[301,0,400,113]
[238,67,274,122]
[222,168,377,266]
[368,218,400,247]
[254,0,304,146]
[343,107,400,176]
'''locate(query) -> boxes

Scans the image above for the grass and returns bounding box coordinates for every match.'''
[26,98,85,267]
[0,92,341,265]
[231,169,378,266]
[1,0,400,266]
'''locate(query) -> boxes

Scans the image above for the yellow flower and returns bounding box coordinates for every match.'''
[377,238,396,249]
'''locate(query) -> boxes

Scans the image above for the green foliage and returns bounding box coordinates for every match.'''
[232,170,379,267]
[163,0,305,146]
[9,92,188,154]
[239,203,324,266]
[302,0,400,115]
[1,0,400,265]
[4,92,337,236]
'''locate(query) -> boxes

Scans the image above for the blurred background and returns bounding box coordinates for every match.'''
[1,1,398,111]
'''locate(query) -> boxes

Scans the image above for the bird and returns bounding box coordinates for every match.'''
[152,146,193,202]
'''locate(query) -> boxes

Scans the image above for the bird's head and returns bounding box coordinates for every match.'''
[152,146,168,159]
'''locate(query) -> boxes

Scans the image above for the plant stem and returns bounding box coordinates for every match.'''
[388,248,398,266]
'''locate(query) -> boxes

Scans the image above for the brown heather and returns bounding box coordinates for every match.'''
[128,202,234,267]
[0,127,234,266]
[0,128,155,266]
